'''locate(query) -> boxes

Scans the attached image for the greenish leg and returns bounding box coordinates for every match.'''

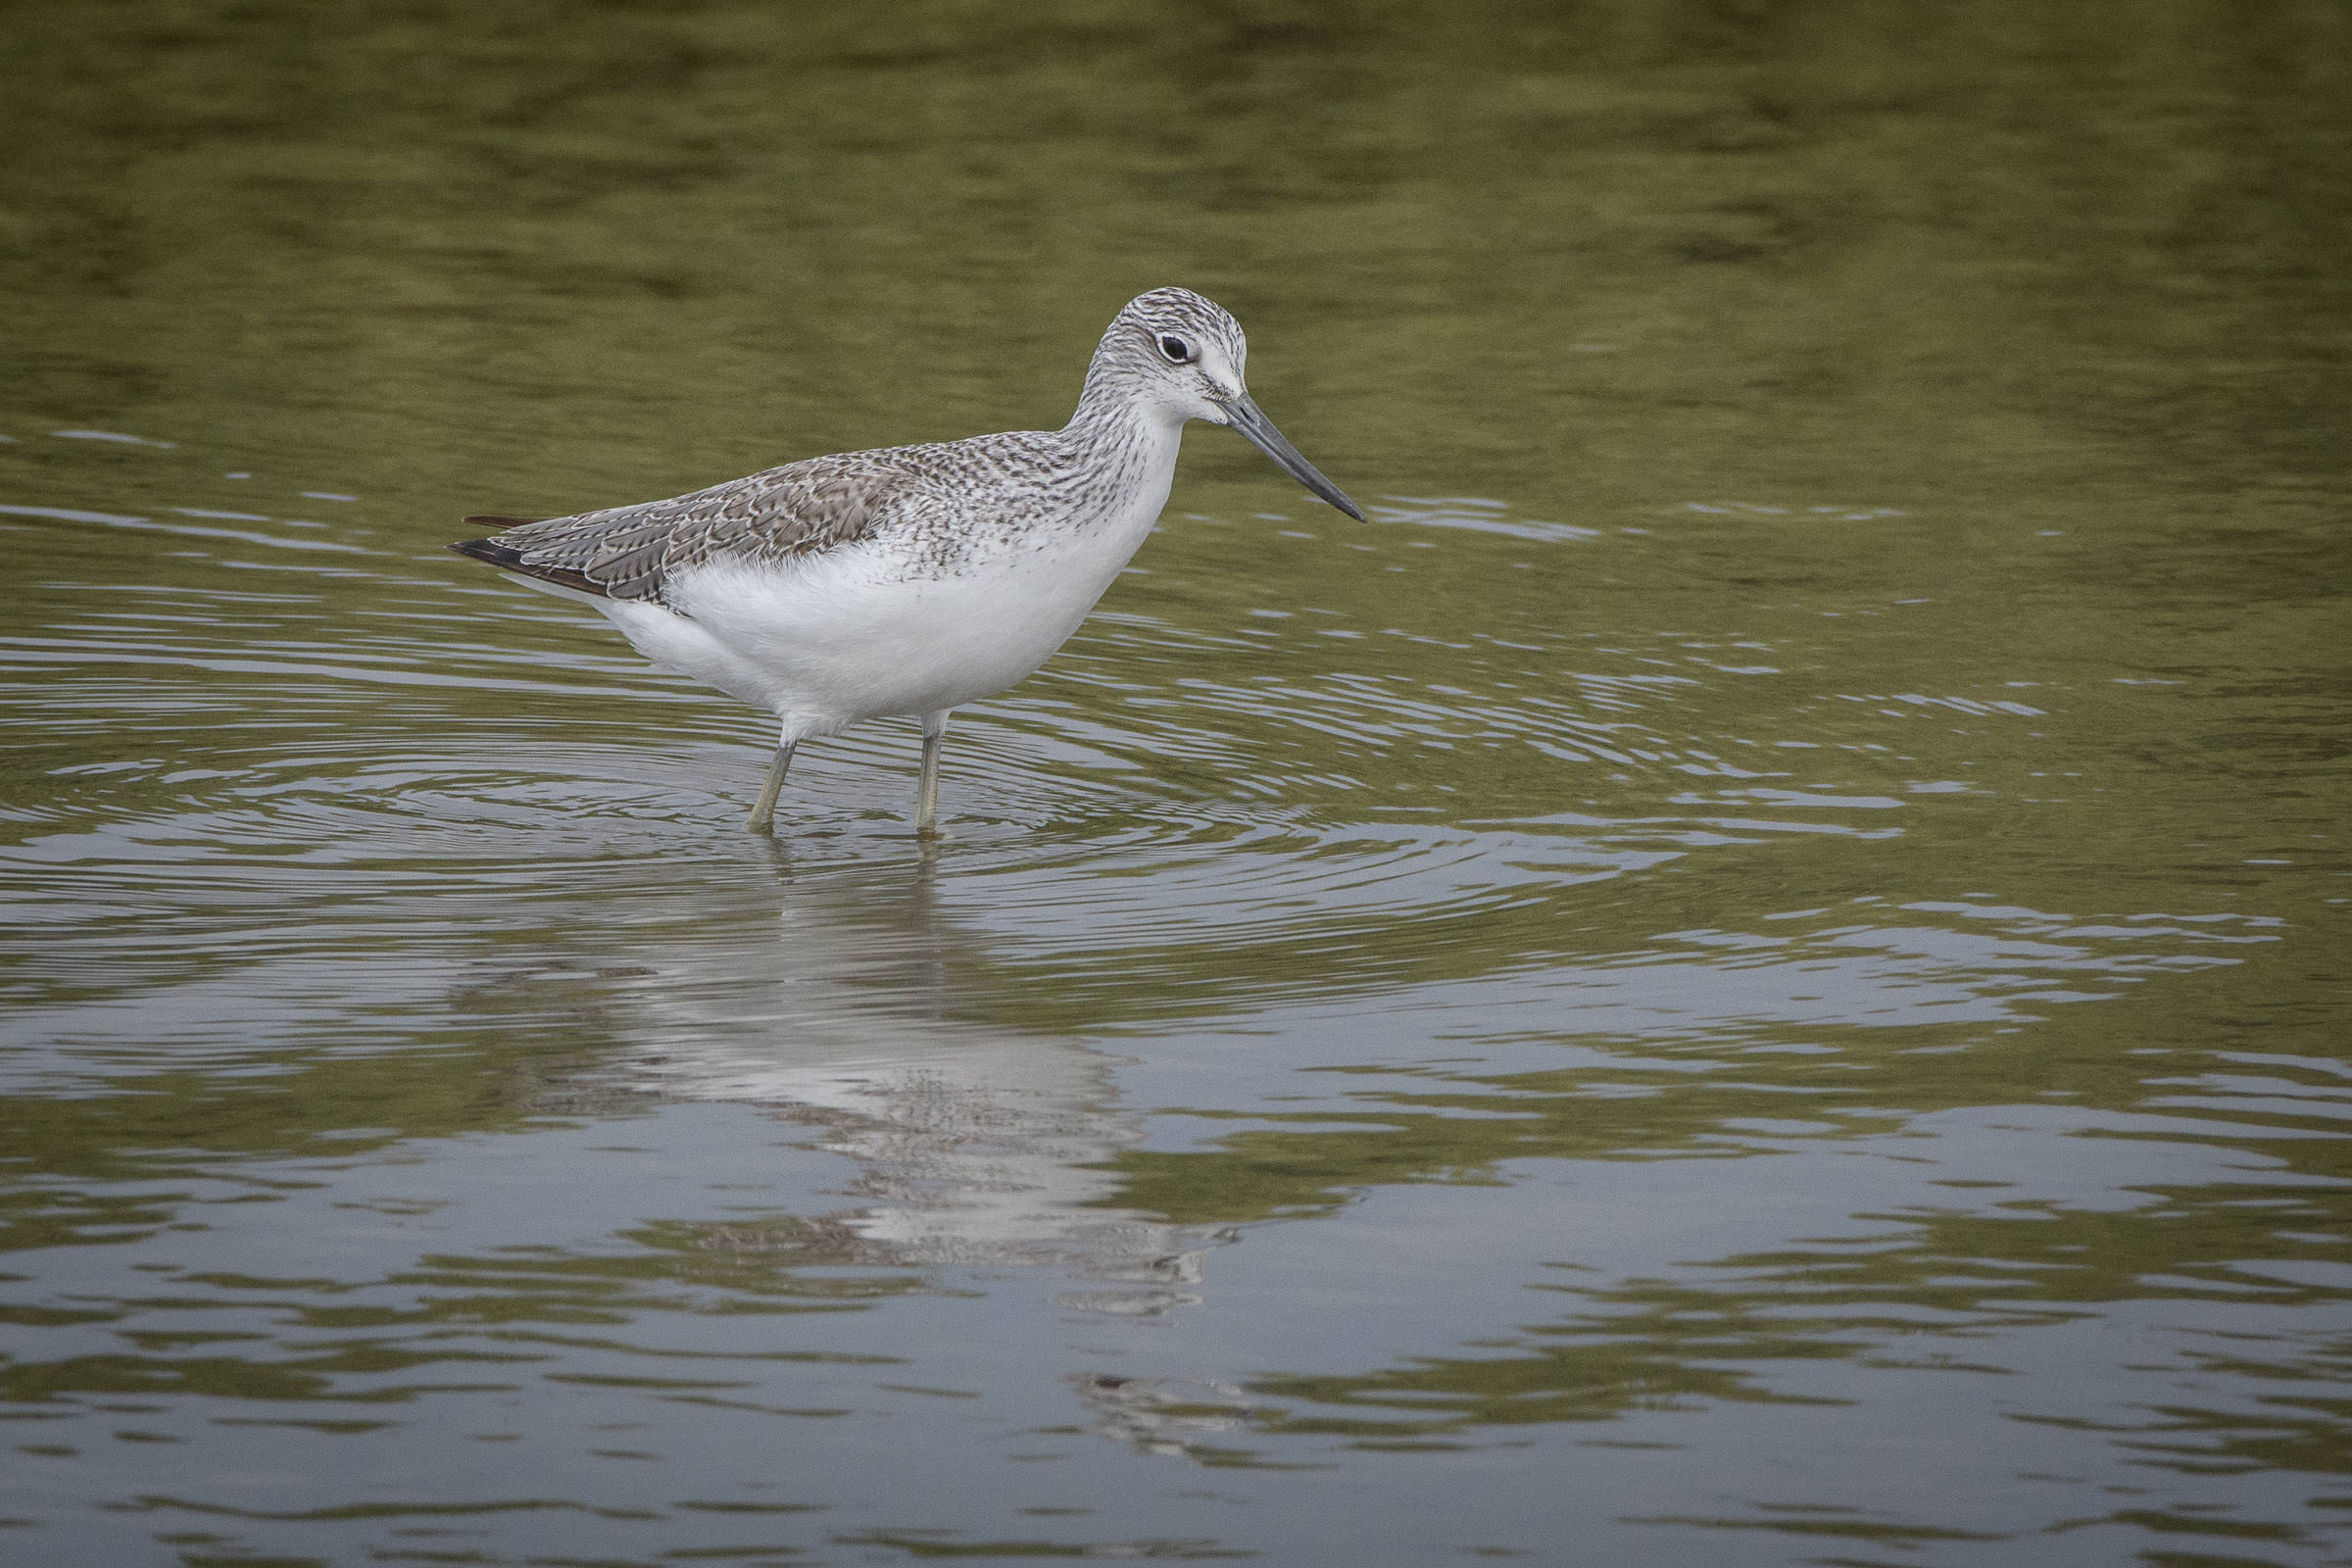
[746,739,797,835]
[914,710,951,836]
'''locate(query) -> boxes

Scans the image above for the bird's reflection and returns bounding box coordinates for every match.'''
[1068,1372,1255,1457]
[591,841,1231,1313]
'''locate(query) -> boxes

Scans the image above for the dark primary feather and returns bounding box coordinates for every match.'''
[450,452,920,604]
[449,535,606,597]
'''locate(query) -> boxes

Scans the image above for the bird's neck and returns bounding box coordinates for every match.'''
[1061,379,1184,485]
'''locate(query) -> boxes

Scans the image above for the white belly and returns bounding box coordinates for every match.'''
[602,483,1169,736]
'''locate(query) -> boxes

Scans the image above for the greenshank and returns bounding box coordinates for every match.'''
[452,287,1361,835]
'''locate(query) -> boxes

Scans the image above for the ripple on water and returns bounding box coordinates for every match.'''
[0,496,1730,932]
[0,465,2290,1087]
[2,403,2341,1568]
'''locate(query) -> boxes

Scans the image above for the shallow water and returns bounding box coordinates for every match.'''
[3,4,2349,1565]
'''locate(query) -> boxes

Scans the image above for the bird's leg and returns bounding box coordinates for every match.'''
[746,737,797,835]
[914,710,952,836]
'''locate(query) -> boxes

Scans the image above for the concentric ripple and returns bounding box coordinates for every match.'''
[1,482,1978,1057]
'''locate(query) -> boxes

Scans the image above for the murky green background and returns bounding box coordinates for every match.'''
[3,3,2348,1564]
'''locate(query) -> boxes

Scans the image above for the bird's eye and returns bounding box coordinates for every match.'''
[1156,334,1194,365]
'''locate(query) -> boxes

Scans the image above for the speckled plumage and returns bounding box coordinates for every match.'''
[452,287,1360,833]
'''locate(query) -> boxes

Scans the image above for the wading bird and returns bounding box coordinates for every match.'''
[452,288,1361,835]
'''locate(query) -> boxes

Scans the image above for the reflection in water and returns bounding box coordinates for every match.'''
[591,854,1233,1311]
[0,423,2343,1558]
[2,1,2349,1563]
[1069,1372,1254,1458]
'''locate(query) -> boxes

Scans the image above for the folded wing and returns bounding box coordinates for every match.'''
[451,453,911,605]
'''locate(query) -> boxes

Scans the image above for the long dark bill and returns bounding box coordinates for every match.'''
[1216,393,1365,521]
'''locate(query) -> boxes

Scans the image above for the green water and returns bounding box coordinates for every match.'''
[2,3,2347,1564]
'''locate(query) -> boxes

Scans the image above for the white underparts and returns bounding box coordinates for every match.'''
[591,416,1182,745]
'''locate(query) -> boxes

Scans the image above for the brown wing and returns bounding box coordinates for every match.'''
[450,454,912,604]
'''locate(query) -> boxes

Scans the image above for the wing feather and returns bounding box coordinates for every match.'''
[450,454,912,605]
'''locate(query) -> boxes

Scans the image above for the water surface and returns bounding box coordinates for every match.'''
[2,4,2348,1564]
